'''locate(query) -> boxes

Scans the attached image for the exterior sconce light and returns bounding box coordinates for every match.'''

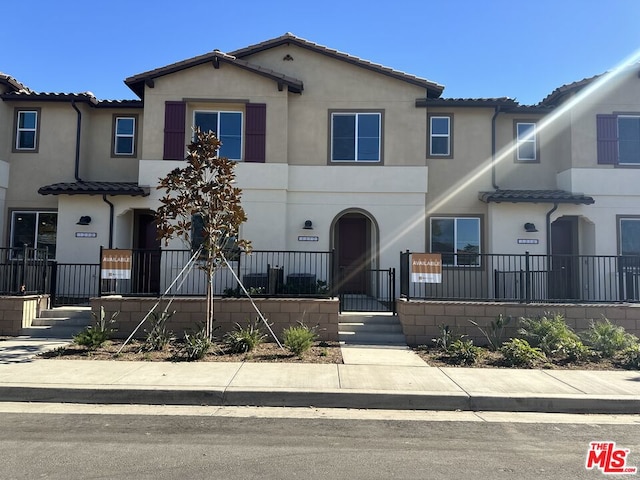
[303,220,313,230]
[76,216,92,226]
[524,222,538,233]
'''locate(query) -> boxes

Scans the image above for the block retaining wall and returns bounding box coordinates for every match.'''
[0,295,49,335]
[91,296,340,342]
[397,299,640,347]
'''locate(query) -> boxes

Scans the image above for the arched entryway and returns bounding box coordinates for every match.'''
[331,210,394,312]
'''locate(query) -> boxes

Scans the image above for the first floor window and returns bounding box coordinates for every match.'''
[10,211,57,258]
[430,217,480,266]
[194,110,242,160]
[331,112,381,162]
[619,218,640,256]
[429,115,451,157]
[516,121,537,161]
[15,109,39,151]
[113,116,136,156]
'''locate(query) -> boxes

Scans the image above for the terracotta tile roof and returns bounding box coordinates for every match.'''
[38,182,150,197]
[416,97,518,108]
[0,72,29,93]
[539,73,603,107]
[230,32,444,98]
[478,189,595,205]
[1,90,142,106]
[125,49,304,98]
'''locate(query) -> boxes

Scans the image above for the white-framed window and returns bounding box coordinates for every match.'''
[194,110,243,160]
[113,116,136,156]
[14,109,39,151]
[330,112,381,162]
[10,211,58,258]
[619,217,640,256]
[429,115,451,157]
[618,115,640,165]
[516,121,538,161]
[430,217,481,266]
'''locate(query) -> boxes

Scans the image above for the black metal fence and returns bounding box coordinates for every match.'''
[101,249,335,298]
[49,263,100,306]
[0,246,48,295]
[339,268,396,313]
[400,251,640,304]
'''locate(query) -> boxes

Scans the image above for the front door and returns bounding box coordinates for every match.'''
[133,211,161,294]
[550,217,578,299]
[337,216,368,294]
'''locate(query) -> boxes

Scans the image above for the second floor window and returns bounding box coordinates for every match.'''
[618,116,640,165]
[516,121,538,161]
[15,109,39,151]
[331,112,381,162]
[113,116,137,156]
[429,115,451,157]
[194,111,243,161]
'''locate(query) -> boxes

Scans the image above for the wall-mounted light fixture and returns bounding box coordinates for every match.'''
[524,222,538,233]
[76,216,92,226]
[303,220,313,230]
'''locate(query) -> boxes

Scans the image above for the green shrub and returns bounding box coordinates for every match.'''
[581,317,638,358]
[620,344,640,369]
[141,311,175,352]
[500,338,547,367]
[447,338,483,365]
[469,314,512,351]
[518,312,585,358]
[73,306,118,350]
[283,322,317,356]
[223,319,267,353]
[432,324,460,352]
[181,325,212,361]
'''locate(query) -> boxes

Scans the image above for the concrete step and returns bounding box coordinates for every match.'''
[338,313,407,345]
[338,322,403,334]
[38,307,92,320]
[20,325,85,339]
[338,331,408,345]
[31,317,92,327]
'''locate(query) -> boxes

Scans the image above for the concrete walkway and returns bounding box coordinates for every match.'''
[1,335,640,414]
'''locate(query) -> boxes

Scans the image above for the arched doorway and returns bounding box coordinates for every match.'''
[332,210,378,295]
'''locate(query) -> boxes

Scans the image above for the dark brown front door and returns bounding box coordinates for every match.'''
[338,216,368,294]
[133,212,161,294]
[550,217,578,299]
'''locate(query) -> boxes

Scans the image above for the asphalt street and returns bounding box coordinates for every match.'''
[1,406,639,480]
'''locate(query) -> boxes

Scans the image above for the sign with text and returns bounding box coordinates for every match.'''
[101,249,132,280]
[411,253,442,283]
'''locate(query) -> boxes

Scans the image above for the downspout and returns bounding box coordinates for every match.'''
[491,106,501,190]
[546,203,559,256]
[70,100,83,182]
[102,195,114,249]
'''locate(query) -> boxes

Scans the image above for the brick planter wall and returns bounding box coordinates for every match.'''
[0,295,49,335]
[90,296,340,342]
[397,299,640,347]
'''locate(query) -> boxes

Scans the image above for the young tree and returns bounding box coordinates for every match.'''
[156,128,250,339]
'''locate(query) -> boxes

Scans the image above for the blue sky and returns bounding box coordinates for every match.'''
[3,0,640,104]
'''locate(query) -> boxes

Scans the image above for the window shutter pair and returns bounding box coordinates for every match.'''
[596,114,617,165]
[162,101,266,162]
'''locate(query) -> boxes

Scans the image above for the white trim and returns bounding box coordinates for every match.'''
[15,110,38,150]
[516,121,537,161]
[114,116,136,155]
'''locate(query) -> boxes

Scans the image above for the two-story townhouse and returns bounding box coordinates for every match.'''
[1,34,637,306]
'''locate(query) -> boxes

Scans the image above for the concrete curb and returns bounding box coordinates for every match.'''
[2,384,638,413]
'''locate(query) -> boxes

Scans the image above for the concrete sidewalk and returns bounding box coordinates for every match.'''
[0,356,639,414]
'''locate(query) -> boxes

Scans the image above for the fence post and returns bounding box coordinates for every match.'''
[525,251,531,303]
[400,250,410,300]
[49,261,58,306]
[390,267,396,314]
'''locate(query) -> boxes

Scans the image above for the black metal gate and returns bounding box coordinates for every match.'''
[339,268,395,313]
[49,263,100,306]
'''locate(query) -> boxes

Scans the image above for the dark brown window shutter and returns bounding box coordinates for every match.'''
[245,103,266,163]
[596,114,618,165]
[163,101,186,160]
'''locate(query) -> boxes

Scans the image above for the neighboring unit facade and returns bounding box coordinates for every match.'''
[1,34,639,303]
